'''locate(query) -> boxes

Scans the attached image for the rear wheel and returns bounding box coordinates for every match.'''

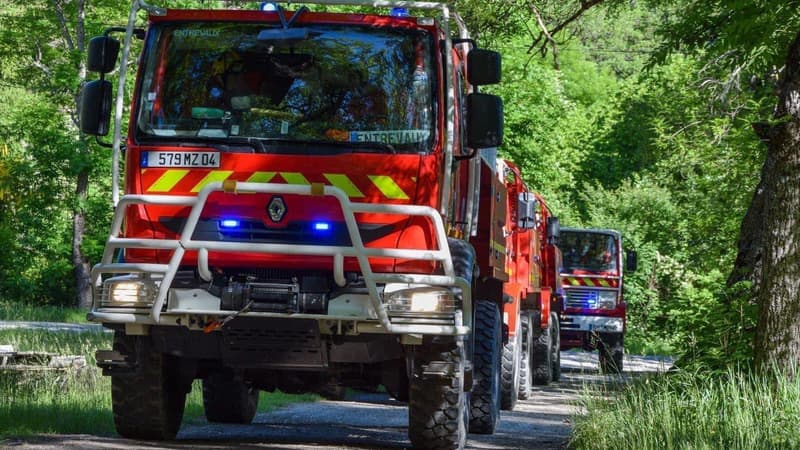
[530,312,553,385]
[111,333,188,440]
[500,320,520,410]
[517,313,532,400]
[203,371,259,424]
[599,333,624,374]
[550,312,561,382]
[408,340,467,450]
[468,300,502,434]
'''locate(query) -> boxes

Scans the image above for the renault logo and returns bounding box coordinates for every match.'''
[267,196,287,222]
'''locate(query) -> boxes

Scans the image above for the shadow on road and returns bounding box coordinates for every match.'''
[10,351,672,450]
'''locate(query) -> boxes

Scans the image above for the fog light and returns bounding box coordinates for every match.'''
[111,281,143,303]
[385,287,455,313]
[100,275,157,307]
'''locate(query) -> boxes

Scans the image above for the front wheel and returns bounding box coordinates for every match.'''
[550,312,561,382]
[111,333,188,440]
[500,320,520,411]
[203,371,259,424]
[530,312,553,385]
[517,313,532,400]
[468,300,502,434]
[599,333,624,374]
[408,339,468,450]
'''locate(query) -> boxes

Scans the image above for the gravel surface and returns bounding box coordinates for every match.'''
[6,351,673,450]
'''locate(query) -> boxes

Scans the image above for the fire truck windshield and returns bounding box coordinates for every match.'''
[135,22,436,153]
[561,231,619,274]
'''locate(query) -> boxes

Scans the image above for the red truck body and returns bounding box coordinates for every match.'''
[78,1,557,448]
[558,227,633,372]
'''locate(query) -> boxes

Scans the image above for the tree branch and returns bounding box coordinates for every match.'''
[530,4,560,69]
[50,0,75,52]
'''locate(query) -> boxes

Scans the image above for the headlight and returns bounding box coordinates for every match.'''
[99,275,157,308]
[597,290,618,310]
[385,287,456,314]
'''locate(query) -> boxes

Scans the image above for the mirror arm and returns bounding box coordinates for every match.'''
[454,147,478,161]
[95,136,113,149]
[452,38,476,48]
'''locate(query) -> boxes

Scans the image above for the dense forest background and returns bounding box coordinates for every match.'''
[0,0,790,367]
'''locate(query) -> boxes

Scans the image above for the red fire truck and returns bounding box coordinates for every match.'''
[77,1,548,448]
[493,162,561,409]
[558,228,637,373]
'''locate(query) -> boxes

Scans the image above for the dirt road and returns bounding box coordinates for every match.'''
[8,352,671,450]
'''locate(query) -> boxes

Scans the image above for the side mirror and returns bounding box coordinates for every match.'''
[468,49,501,85]
[467,93,503,148]
[87,36,120,73]
[80,80,112,136]
[546,217,560,245]
[626,250,638,273]
[517,193,537,229]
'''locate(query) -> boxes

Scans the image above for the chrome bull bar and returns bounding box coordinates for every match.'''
[90,181,472,335]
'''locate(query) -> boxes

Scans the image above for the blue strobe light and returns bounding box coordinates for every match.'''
[313,221,331,231]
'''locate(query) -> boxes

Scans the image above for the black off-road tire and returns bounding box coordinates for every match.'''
[599,333,624,374]
[550,312,561,382]
[517,313,532,400]
[111,332,188,440]
[408,340,467,450]
[530,313,553,385]
[468,300,502,435]
[202,371,259,424]
[500,321,520,411]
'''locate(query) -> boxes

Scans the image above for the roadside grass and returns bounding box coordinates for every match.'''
[0,328,318,439]
[571,367,800,450]
[0,301,87,323]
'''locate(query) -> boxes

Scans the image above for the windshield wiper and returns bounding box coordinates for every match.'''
[257,138,397,154]
[138,135,266,153]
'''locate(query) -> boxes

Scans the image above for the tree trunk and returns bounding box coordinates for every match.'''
[73,170,92,309]
[737,30,800,371]
[69,0,92,309]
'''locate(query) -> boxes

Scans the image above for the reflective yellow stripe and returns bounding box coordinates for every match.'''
[491,240,506,254]
[568,277,581,286]
[149,169,189,192]
[282,172,310,185]
[369,175,409,200]
[324,174,364,198]
[191,171,233,193]
[246,171,276,183]
[597,279,610,287]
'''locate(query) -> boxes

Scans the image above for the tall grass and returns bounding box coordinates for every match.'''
[571,368,800,450]
[0,329,317,438]
[0,301,87,323]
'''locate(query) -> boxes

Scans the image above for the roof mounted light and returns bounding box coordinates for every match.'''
[391,7,409,17]
[260,2,278,11]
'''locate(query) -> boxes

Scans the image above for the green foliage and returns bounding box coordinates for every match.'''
[0,328,318,438]
[572,366,800,449]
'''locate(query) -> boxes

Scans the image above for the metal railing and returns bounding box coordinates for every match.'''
[91,181,472,335]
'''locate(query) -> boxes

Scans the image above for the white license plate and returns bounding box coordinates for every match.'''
[141,151,220,168]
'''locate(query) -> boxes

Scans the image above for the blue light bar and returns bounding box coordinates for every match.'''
[391,7,409,17]
[220,219,241,229]
[313,222,331,231]
[260,2,278,11]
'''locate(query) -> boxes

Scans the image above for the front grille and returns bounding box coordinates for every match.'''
[565,288,598,309]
